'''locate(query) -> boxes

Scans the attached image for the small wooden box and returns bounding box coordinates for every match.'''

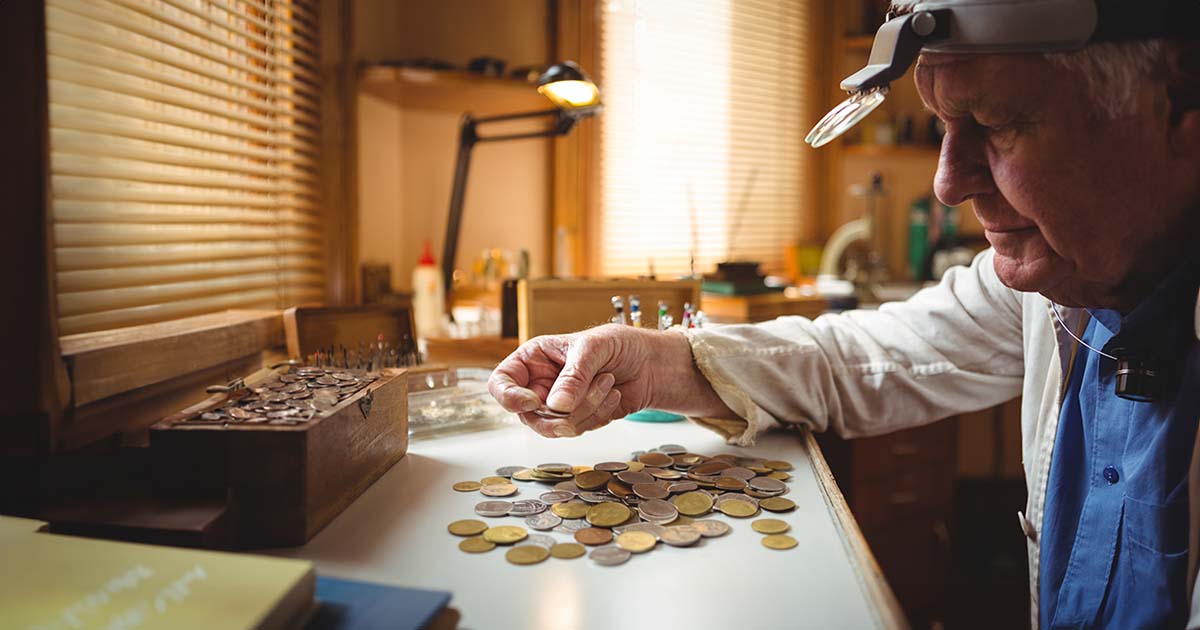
[517,279,702,341]
[283,304,415,361]
[149,364,408,549]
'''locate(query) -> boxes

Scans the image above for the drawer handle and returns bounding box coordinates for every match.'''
[889,443,919,456]
[888,491,919,505]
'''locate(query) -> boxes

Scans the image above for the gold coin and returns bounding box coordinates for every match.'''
[759,497,797,512]
[625,461,646,472]
[762,534,798,550]
[767,471,792,481]
[751,518,790,535]
[549,542,587,559]
[717,500,758,518]
[511,469,537,482]
[672,491,714,517]
[530,469,574,481]
[453,481,482,492]
[481,483,518,497]
[747,466,773,475]
[447,519,489,536]
[459,536,495,553]
[551,500,590,519]
[572,465,593,475]
[480,476,509,485]
[586,502,632,528]
[574,527,613,546]
[506,544,550,565]
[616,530,657,553]
[483,525,528,545]
[764,460,794,472]
[574,470,612,491]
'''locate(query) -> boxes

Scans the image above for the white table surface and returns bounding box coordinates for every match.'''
[267,419,889,630]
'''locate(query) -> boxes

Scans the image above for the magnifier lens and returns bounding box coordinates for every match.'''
[806,88,888,148]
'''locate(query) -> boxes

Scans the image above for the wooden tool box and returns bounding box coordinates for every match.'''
[149,364,408,548]
[148,305,420,548]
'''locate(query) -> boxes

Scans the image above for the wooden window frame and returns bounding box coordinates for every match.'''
[0,0,358,455]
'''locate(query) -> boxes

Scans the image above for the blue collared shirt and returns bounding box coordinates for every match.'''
[1040,265,1200,628]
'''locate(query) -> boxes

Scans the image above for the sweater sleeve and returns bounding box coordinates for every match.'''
[684,248,1026,446]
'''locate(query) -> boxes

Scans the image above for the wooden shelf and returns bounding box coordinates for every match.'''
[842,144,940,160]
[358,65,549,116]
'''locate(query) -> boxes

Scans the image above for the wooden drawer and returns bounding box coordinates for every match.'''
[865,516,952,618]
[851,420,956,485]
[850,465,955,531]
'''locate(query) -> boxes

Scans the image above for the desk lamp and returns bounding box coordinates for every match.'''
[440,61,602,301]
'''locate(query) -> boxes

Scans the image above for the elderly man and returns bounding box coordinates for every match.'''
[489,1,1200,627]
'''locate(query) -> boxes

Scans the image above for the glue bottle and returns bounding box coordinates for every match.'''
[412,240,445,339]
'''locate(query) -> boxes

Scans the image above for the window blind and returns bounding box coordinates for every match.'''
[597,0,810,277]
[47,0,324,336]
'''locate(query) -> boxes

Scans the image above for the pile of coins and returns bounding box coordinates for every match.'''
[446,444,799,566]
[184,366,376,426]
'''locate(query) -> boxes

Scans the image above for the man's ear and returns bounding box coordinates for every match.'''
[1166,40,1200,156]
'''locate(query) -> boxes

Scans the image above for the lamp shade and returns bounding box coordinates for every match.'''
[537,61,601,110]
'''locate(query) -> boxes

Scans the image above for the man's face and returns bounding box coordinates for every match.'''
[915,53,1186,308]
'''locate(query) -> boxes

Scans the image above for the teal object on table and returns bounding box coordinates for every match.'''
[626,409,685,423]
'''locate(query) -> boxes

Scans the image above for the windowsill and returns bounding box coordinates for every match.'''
[46,310,288,451]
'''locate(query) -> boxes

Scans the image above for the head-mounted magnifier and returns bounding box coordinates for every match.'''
[806,0,1199,148]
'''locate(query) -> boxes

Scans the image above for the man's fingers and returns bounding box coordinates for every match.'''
[487,361,540,413]
[565,372,615,424]
[546,337,612,412]
[573,389,622,435]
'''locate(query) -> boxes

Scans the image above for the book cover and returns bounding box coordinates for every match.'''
[0,517,314,630]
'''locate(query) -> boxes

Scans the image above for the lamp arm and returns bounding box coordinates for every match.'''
[441,115,477,304]
[439,108,590,309]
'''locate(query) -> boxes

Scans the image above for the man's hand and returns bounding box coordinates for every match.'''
[487,324,734,438]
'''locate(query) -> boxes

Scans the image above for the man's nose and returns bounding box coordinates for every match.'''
[933,127,995,207]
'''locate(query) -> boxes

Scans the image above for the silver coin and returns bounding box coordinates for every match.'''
[590,545,632,566]
[228,407,251,419]
[535,463,573,473]
[747,477,786,493]
[554,518,591,534]
[658,444,687,456]
[613,522,664,539]
[659,524,702,547]
[509,500,549,517]
[691,519,732,537]
[720,467,756,481]
[525,533,558,550]
[617,471,655,485]
[267,393,290,403]
[533,406,570,419]
[332,372,357,381]
[594,461,629,473]
[630,450,646,459]
[200,412,222,421]
[715,493,758,508]
[554,480,582,493]
[539,491,576,504]
[578,491,617,504]
[525,512,563,531]
[474,500,514,517]
[496,465,527,478]
[266,409,299,419]
[244,416,268,424]
[316,376,339,386]
[668,481,699,494]
[637,499,678,521]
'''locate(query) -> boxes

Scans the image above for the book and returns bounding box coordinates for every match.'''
[0,516,314,630]
[306,576,453,630]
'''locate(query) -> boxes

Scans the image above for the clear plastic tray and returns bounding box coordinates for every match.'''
[407,368,516,440]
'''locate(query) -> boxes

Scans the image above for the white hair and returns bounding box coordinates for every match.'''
[888,1,1165,118]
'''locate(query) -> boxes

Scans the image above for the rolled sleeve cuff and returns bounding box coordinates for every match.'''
[684,328,781,447]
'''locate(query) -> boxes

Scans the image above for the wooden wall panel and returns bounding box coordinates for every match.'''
[0,0,69,454]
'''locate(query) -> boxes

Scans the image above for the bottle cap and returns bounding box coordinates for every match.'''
[418,240,436,266]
